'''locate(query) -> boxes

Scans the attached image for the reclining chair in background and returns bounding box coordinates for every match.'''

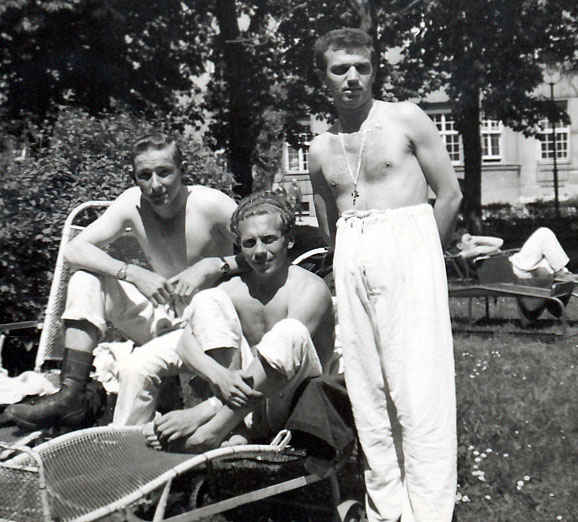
[448,252,575,334]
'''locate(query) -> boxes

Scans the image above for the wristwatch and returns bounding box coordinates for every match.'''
[219,257,231,275]
[116,262,129,280]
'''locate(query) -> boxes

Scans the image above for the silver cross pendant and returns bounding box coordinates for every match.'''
[352,188,359,206]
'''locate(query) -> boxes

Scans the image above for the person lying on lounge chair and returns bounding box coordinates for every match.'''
[456,227,578,282]
[113,191,335,452]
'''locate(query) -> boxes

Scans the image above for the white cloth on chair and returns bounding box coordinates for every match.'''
[0,371,58,405]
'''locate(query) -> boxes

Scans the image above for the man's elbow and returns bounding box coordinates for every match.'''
[451,186,463,208]
[63,241,77,264]
[441,187,463,215]
[63,238,89,266]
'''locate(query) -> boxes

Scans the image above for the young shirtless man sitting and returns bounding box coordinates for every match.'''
[113,191,335,452]
[6,133,243,431]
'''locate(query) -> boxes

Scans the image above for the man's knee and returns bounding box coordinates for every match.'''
[63,270,108,335]
[117,352,162,389]
[68,269,103,292]
[182,289,235,325]
[259,319,317,377]
[534,227,555,241]
[270,318,309,339]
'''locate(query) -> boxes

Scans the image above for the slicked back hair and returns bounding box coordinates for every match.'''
[131,133,182,172]
[230,191,296,244]
[313,28,376,73]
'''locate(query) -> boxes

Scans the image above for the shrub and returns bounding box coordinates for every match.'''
[479,201,578,249]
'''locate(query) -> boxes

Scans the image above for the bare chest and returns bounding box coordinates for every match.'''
[232,292,289,347]
[328,126,414,187]
[131,210,216,278]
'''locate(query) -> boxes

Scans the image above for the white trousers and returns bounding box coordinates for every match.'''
[333,204,457,522]
[113,288,322,432]
[509,227,569,277]
[63,270,183,345]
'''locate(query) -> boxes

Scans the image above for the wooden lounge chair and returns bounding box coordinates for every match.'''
[449,253,575,334]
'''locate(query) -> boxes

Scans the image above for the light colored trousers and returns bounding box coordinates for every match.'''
[509,227,569,278]
[333,204,457,522]
[112,288,322,433]
[62,269,184,345]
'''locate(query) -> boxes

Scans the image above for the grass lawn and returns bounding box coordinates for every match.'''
[450,296,577,522]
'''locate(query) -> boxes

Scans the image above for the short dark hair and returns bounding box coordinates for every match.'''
[313,28,375,73]
[131,133,182,171]
[230,191,295,243]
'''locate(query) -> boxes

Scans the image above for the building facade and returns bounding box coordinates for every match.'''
[276,73,578,224]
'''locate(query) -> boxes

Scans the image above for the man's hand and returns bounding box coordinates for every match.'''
[126,265,172,307]
[168,258,223,304]
[209,366,263,409]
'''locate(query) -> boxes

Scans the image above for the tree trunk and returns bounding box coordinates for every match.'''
[215,0,254,197]
[456,93,483,233]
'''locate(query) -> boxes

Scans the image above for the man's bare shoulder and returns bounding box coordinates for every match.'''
[309,133,334,177]
[288,265,332,306]
[385,100,429,124]
[185,185,237,216]
[186,185,234,204]
[108,186,141,214]
[374,99,418,118]
[310,130,337,155]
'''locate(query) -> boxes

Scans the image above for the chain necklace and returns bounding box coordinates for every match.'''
[338,103,375,206]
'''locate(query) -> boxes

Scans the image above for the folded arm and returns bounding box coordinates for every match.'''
[64,191,173,306]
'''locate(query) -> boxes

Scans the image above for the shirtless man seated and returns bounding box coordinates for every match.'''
[6,133,242,431]
[113,191,335,452]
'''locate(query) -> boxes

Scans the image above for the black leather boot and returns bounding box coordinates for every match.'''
[5,349,94,430]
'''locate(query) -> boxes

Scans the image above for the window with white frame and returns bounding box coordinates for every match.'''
[481,118,502,161]
[285,132,312,173]
[430,113,461,163]
[537,119,569,161]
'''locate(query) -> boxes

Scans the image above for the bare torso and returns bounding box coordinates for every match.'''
[314,100,429,213]
[219,265,334,368]
[125,186,234,278]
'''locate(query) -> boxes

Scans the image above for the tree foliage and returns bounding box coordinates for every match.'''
[387,0,577,226]
[0,0,203,118]
[2,0,575,222]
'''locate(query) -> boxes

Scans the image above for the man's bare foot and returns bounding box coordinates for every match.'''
[220,425,250,447]
[176,407,244,454]
[154,398,220,447]
[142,422,162,451]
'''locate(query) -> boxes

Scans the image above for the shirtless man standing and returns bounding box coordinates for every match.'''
[308,29,463,522]
[114,191,334,453]
[6,133,242,431]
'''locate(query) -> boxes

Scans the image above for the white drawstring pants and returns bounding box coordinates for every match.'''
[333,204,457,522]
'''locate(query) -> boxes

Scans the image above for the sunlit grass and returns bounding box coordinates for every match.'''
[453,329,577,521]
